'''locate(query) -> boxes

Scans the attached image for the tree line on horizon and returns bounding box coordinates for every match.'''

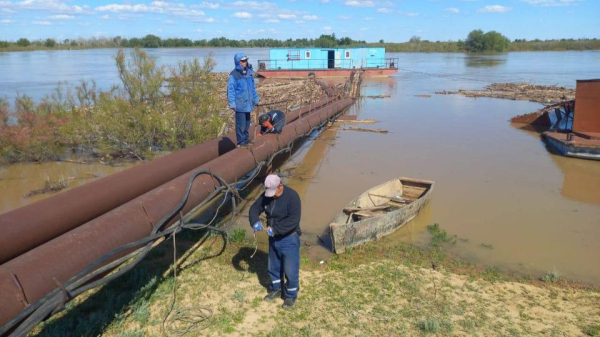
[1,30,598,53]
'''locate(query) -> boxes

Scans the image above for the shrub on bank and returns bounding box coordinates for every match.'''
[0,48,225,163]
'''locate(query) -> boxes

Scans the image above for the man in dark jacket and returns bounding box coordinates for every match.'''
[249,174,301,309]
[257,110,286,137]
[227,52,259,146]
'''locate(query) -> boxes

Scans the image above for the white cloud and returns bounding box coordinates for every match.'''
[265,18,279,23]
[101,14,109,19]
[521,0,585,6]
[338,15,351,20]
[1,18,13,23]
[2,0,87,14]
[321,0,330,3]
[49,14,74,19]
[398,11,418,17]
[478,5,512,13]
[445,7,460,13]
[229,1,278,12]
[377,8,393,13]
[192,2,220,9]
[233,12,252,18]
[323,25,332,30]
[95,4,162,13]
[344,1,375,7]
[277,13,296,19]
[303,15,318,20]
[364,16,372,20]
[33,20,51,25]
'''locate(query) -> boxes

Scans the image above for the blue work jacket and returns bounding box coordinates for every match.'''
[227,53,260,113]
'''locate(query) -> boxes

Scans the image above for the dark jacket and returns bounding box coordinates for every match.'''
[227,53,259,113]
[249,186,301,237]
[260,110,286,134]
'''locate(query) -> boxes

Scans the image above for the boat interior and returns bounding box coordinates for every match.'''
[341,178,431,223]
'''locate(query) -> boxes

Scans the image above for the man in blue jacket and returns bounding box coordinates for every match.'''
[249,174,302,309]
[227,52,260,146]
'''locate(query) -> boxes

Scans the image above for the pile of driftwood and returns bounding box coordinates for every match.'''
[436,82,575,104]
[213,74,335,132]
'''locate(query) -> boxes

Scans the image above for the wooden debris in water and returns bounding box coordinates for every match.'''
[363,94,391,99]
[335,119,378,124]
[436,82,575,104]
[24,178,69,197]
[344,127,388,134]
[415,94,432,98]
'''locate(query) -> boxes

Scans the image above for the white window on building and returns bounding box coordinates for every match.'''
[345,50,351,58]
[288,50,300,60]
[305,50,311,59]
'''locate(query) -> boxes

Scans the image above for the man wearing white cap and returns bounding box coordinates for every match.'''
[249,174,302,309]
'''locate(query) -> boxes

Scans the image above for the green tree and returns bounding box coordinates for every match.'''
[16,38,30,47]
[44,38,57,48]
[464,29,510,52]
[141,34,162,48]
[315,34,336,48]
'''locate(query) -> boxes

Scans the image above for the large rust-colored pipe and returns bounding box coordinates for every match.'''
[0,97,353,328]
[0,96,336,265]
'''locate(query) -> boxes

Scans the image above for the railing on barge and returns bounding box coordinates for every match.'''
[257,58,399,71]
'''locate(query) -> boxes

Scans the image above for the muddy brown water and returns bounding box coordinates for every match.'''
[282,74,600,285]
[1,51,599,285]
[0,162,137,215]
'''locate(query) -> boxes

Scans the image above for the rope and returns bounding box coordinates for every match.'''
[162,224,213,336]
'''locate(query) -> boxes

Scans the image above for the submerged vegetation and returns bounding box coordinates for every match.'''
[1,30,599,53]
[0,48,224,163]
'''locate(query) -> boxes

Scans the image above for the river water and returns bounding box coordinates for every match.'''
[1,49,599,284]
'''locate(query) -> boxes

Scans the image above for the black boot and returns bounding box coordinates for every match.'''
[282,297,296,309]
[263,289,281,302]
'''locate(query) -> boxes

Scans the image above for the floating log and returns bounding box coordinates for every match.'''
[335,119,378,124]
[344,127,388,133]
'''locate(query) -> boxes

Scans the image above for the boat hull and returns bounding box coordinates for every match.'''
[329,177,434,254]
[257,68,397,79]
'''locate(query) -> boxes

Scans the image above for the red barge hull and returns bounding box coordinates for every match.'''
[257,68,397,78]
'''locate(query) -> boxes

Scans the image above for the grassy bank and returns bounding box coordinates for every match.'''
[30,224,600,336]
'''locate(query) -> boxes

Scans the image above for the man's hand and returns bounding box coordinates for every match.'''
[252,221,263,232]
[266,227,274,237]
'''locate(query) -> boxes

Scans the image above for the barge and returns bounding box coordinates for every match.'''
[257,47,398,78]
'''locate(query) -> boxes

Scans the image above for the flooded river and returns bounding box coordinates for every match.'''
[1,49,599,284]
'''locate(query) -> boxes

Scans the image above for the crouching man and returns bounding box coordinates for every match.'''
[249,174,301,308]
[257,110,285,137]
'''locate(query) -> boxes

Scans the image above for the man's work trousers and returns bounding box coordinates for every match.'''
[235,111,251,145]
[268,232,300,299]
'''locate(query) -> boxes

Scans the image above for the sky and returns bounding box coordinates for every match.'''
[0,0,599,43]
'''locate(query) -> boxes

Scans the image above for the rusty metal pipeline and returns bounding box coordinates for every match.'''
[0,97,353,328]
[0,95,338,265]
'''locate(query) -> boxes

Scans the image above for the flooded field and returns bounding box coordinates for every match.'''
[1,50,599,284]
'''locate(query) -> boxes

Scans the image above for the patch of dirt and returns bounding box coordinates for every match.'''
[436,82,576,104]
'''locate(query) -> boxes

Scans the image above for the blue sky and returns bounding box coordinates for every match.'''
[0,0,598,42]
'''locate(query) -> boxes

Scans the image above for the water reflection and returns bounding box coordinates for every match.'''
[465,56,507,68]
[551,154,600,206]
